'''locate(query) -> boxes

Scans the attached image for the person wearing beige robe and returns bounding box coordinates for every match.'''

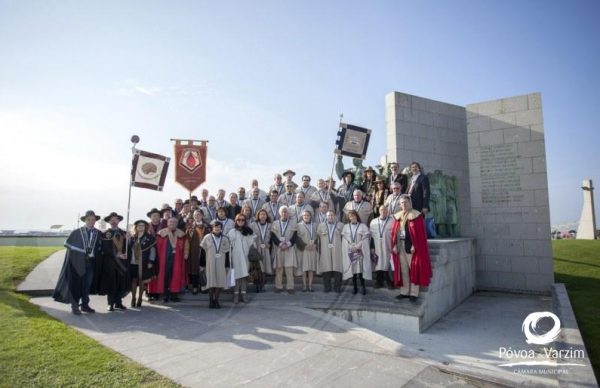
[262,190,281,222]
[289,192,314,224]
[317,211,344,293]
[384,182,403,215]
[228,214,257,304]
[296,210,318,292]
[341,210,372,295]
[278,183,297,207]
[250,209,273,275]
[244,187,266,220]
[296,175,317,199]
[369,205,394,289]
[270,206,298,293]
[309,179,336,213]
[342,189,373,225]
[200,221,231,309]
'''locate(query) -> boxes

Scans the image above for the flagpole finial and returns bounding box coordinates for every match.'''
[339,113,343,122]
[131,135,140,144]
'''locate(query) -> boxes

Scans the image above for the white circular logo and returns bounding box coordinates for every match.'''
[522,311,561,345]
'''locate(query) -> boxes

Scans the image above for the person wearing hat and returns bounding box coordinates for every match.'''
[200,220,231,308]
[148,217,189,303]
[371,176,389,219]
[282,169,298,190]
[127,219,157,307]
[53,210,103,315]
[336,170,359,212]
[361,167,378,203]
[146,208,162,236]
[97,212,129,311]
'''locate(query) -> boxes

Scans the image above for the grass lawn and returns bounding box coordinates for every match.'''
[0,246,179,388]
[553,240,600,381]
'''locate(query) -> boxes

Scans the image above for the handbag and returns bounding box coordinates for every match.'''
[199,270,207,287]
[227,268,236,288]
[248,245,263,262]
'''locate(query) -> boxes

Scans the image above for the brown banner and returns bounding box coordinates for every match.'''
[173,139,208,192]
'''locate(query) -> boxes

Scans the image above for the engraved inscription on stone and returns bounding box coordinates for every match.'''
[480,144,523,204]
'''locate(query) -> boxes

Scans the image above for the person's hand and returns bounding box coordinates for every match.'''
[410,247,415,254]
[148,263,153,269]
[422,208,428,215]
[392,246,397,254]
[199,266,204,271]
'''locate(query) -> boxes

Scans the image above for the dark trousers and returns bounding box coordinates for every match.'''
[323,271,342,292]
[72,259,95,309]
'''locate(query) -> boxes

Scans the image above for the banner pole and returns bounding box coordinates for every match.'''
[125,136,141,306]
[326,113,344,206]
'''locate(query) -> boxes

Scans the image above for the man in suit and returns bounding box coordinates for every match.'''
[407,162,430,215]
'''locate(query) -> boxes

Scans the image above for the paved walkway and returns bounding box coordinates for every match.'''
[22,250,575,387]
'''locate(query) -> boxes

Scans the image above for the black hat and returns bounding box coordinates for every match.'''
[183,199,190,205]
[342,170,356,181]
[147,208,161,217]
[103,212,124,222]
[364,166,376,174]
[80,210,101,222]
[160,207,174,216]
[134,219,149,227]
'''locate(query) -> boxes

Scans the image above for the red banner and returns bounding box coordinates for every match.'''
[173,140,208,192]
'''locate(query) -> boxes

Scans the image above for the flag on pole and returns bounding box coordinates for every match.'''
[173,139,208,192]
[131,149,170,191]
[335,123,372,159]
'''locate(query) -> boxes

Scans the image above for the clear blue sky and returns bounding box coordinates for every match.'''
[1,0,599,230]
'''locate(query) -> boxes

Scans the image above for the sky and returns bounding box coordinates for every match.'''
[1,0,599,230]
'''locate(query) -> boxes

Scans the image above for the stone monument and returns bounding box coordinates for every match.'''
[386,91,553,293]
[576,179,597,239]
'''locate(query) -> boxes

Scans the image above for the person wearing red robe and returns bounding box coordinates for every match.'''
[391,194,432,302]
[148,217,189,302]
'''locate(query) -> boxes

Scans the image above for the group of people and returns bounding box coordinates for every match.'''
[53,162,433,315]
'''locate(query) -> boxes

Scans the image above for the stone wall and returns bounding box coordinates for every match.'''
[385,92,471,236]
[465,93,553,293]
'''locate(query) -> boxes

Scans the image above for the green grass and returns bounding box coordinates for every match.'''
[553,240,600,380]
[0,247,179,388]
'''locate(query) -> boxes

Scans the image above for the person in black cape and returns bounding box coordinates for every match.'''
[97,212,129,312]
[53,210,103,315]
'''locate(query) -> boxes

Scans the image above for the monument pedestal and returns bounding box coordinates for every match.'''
[321,238,476,333]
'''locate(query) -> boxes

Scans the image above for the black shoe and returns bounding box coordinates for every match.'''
[395,294,409,300]
[409,296,418,303]
[107,305,115,312]
[215,301,221,309]
[353,287,358,295]
[71,307,81,315]
[115,303,127,310]
[361,287,367,295]
[136,299,142,307]
[209,300,215,309]
[171,295,180,302]
[81,305,95,313]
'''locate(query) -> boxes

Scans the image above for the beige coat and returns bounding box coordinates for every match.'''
[316,221,344,274]
[271,219,298,269]
[296,221,318,272]
[343,200,373,225]
[369,216,393,271]
[200,233,231,289]
[250,221,273,275]
[341,222,372,280]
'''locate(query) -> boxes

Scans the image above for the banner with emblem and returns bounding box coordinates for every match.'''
[131,149,170,191]
[335,123,372,159]
[172,139,208,192]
